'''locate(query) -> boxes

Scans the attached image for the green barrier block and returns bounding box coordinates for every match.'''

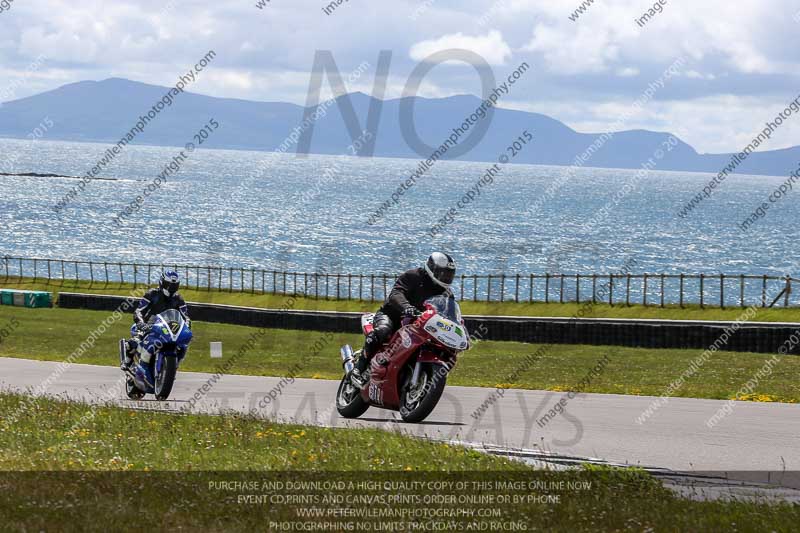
[3,290,52,308]
[23,291,52,308]
[0,291,12,306]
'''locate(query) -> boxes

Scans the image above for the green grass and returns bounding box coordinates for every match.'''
[0,391,797,532]
[0,391,510,472]
[1,306,799,403]
[5,276,800,321]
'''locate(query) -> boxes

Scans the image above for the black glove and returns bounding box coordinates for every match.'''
[402,307,422,319]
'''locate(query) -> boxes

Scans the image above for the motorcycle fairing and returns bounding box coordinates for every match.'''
[363,322,428,409]
[361,313,375,336]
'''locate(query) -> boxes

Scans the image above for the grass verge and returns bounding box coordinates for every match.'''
[0,392,797,532]
[4,277,800,321]
[1,306,799,403]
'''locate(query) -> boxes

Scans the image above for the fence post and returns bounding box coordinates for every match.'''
[336,274,341,300]
[3,257,9,282]
[347,274,352,300]
[575,274,580,303]
[660,274,665,308]
[74,261,79,284]
[643,274,648,306]
[88,261,94,287]
[762,275,767,307]
[739,274,745,308]
[514,273,520,303]
[383,275,388,300]
[559,275,564,304]
[720,274,725,309]
[46,259,51,284]
[679,274,684,308]
[251,269,255,294]
[545,274,550,304]
[306,273,310,297]
[785,276,791,307]
[370,274,374,302]
[460,274,465,301]
[103,262,109,287]
[700,274,705,309]
[591,274,596,304]
[625,274,631,306]
[529,274,534,303]
[133,264,138,289]
[33,258,37,283]
[608,274,614,306]
[499,274,505,303]
[486,275,492,302]
[473,275,478,301]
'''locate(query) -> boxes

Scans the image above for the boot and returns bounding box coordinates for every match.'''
[350,350,370,389]
[121,340,136,370]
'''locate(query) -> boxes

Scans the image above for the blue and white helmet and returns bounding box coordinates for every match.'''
[424,252,456,289]
[159,270,180,296]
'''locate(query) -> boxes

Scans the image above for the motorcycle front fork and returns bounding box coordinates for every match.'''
[409,362,422,388]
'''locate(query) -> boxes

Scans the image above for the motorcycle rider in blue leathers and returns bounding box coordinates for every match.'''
[121,271,190,384]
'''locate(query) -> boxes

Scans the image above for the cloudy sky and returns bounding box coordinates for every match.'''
[1,0,799,153]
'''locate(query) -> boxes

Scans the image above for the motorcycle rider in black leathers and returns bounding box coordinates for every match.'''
[121,270,190,376]
[351,252,456,388]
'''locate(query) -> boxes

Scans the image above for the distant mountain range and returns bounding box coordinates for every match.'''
[0,77,797,177]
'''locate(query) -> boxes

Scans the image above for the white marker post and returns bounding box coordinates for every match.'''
[210,341,223,359]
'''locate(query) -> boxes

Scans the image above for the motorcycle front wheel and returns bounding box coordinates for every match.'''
[154,356,177,401]
[399,363,447,423]
[336,373,370,418]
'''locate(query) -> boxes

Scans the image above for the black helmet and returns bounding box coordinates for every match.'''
[424,252,456,288]
[160,270,180,296]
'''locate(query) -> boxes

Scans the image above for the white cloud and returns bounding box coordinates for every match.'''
[617,67,640,77]
[0,0,798,151]
[520,0,800,75]
[409,31,512,66]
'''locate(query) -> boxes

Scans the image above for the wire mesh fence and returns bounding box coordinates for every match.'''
[0,256,796,308]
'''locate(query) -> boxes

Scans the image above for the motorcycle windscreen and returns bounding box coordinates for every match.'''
[423,294,463,323]
[154,309,186,342]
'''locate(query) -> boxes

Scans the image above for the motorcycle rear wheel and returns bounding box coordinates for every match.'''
[155,356,177,401]
[336,374,369,418]
[399,364,447,423]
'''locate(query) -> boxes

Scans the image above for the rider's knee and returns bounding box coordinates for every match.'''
[373,324,393,344]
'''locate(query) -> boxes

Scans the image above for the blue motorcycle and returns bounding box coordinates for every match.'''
[119,309,193,401]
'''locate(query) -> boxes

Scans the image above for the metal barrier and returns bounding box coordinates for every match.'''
[1,255,796,308]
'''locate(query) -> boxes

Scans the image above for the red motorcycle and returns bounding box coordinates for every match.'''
[336,294,470,423]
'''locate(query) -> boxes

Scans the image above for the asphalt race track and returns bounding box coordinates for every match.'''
[1,357,799,496]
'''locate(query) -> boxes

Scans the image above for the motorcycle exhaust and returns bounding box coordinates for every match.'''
[340,345,355,373]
